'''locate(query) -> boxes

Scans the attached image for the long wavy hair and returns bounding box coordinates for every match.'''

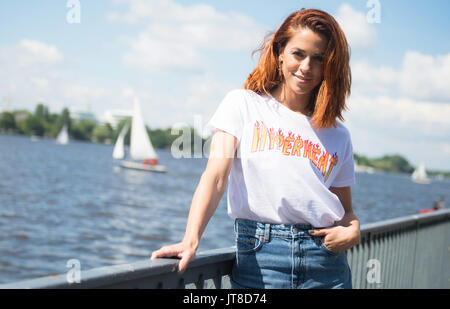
[244,9,351,129]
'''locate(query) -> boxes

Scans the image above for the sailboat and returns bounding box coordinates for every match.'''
[411,163,430,184]
[112,123,129,160]
[56,124,69,145]
[113,98,167,173]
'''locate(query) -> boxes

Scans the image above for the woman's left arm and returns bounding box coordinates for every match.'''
[309,186,361,252]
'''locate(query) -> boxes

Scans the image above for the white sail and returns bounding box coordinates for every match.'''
[130,97,157,160]
[112,123,129,159]
[56,124,69,145]
[412,163,430,184]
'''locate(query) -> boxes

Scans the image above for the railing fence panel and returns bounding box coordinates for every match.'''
[0,210,448,289]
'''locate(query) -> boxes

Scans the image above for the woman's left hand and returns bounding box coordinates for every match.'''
[309,225,360,253]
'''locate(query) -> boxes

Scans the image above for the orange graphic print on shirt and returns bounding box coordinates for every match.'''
[251,121,338,182]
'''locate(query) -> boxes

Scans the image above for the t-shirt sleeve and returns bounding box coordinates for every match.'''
[206,89,245,141]
[330,135,356,187]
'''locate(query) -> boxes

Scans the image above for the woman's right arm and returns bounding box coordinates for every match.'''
[150,129,237,273]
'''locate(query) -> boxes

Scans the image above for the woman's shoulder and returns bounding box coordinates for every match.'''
[318,120,352,140]
[330,120,353,142]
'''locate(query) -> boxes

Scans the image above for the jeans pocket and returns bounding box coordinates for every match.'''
[315,236,339,255]
[236,233,264,254]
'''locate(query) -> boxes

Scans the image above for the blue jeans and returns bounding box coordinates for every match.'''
[230,218,352,289]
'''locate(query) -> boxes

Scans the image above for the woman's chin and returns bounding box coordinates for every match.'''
[291,86,313,96]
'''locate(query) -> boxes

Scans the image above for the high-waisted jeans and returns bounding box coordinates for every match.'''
[230,218,352,289]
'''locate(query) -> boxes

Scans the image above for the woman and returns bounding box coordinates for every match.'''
[151,8,360,289]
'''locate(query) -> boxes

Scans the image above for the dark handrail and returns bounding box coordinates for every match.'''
[0,209,448,289]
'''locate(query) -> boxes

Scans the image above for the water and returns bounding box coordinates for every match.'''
[0,134,448,284]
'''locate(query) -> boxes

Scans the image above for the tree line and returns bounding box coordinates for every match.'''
[0,103,203,149]
[354,153,449,178]
[354,153,414,174]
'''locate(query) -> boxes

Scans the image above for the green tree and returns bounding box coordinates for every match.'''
[26,115,45,136]
[59,108,71,132]
[92,123,113,143]
[354,153,371,166]
[149,128,175,149]
[35,103,49,121]
[354,153,415,174]
[0,111,16,132]
[45,113,60,138]
[13,110,31,135]
[71,119,97,141]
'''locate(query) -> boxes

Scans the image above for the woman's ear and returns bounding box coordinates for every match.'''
[278,55,284,70]
[277,55,284,80]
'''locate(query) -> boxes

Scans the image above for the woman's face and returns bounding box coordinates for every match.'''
[279,27,328,96]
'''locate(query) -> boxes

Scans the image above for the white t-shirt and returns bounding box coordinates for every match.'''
[207,89,355,227]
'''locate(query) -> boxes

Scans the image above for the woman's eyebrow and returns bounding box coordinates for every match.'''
[291,47,324,57]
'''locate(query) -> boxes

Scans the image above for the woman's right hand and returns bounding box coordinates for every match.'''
[150,241,198,274]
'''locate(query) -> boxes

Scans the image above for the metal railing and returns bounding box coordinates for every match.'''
[1,209,449,289]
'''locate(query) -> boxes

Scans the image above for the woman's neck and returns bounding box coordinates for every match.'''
[270,85,312,116]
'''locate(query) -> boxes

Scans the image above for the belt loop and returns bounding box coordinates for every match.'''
[234,219,238,234]
[264,223,270,243]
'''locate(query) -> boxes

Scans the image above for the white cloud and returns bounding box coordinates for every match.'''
[399,51,450,101]
[17,39,63,67]
[345,92,450,170]
[352,51,450,102]
[335,3,378,50]
[133,74,238,130]
[29,77,50,89]
[351,60,398,96]
[347,94,450,137]
[122,29,201,72]
[184,74,238,135]
[441,143,450,156]
[109,0,266,72]
[0,40,109,115]
[63,84,107,108]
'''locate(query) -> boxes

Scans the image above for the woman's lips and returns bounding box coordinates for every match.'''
[293,74,312,84]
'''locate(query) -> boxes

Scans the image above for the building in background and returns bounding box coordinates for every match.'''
[100,109,132,129]
[71,110,98,123]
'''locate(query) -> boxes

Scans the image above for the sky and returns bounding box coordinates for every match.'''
[1,0,449,171]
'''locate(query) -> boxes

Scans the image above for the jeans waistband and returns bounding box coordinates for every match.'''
[234,218,322,241]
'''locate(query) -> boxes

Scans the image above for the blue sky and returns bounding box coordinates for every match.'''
[1,0,450,170]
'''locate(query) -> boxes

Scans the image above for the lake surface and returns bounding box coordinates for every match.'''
[0,134,448,284]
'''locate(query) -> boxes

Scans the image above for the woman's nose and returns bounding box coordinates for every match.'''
[300,57,311,72]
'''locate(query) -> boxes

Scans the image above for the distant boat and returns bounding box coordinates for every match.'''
[113,98,167,173]
[411,163,430,184]
[112,123,129,160]
[56,125,69,145]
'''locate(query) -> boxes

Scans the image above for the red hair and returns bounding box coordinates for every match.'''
[244,9,351,129]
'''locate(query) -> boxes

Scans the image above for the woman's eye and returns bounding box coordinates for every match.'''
[293,52,323,62]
